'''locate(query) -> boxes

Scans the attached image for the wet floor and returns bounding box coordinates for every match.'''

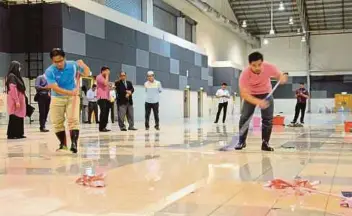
[0,114,351,216]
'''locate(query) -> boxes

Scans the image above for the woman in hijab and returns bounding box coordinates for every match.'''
[5,61,26,139]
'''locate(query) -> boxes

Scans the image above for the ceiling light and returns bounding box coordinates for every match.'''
[269,29,275,35]
[242,20,247,28]
[263,38,269,45]
[289,17,294,25]
[301,36,306,42]
[278,1,285,11]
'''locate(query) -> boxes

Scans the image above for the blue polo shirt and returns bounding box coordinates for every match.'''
[45,61,84,97]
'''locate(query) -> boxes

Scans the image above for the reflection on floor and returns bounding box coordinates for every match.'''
[0,114,352,216]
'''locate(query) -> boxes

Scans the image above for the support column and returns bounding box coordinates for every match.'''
[142,0,153,25]
[177,17,186,39]
[306,33,312,113]
[191,24,197,43]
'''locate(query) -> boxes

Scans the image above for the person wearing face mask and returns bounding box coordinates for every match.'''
[5,61,27,139]
[234,52,288,151]
[45,48,90,153]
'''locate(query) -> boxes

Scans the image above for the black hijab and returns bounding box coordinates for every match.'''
[5,61,26,93]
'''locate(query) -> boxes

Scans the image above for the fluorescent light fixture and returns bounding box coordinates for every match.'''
[301,36,306,42]
[289,17,294,25]
[263,38,269,45]
[269,29,275,35]
[278,1,285,11]
[242,20,247,28]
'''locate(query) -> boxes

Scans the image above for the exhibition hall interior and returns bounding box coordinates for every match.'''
[0,0,352,215]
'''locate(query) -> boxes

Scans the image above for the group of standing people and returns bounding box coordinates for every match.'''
[4,48,163,154]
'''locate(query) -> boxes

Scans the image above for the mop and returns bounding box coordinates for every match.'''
[219,81,281,151]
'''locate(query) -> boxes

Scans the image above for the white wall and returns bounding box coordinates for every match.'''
[311,33,352,72]
[248,36,308,74]
[162,0,248,67]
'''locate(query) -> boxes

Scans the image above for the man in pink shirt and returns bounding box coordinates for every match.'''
[235,52,287,151]
[96,66,111,132]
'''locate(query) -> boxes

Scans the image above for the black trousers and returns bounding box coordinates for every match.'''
[239,94,274,144]
[215,102,228,123]
[108,102,115,123]
[145,102,159,128]
[37,94,50,130]
[293,103,306,123]
[88,102,98,123]
[7,114,24,138]
[98,99,109,131]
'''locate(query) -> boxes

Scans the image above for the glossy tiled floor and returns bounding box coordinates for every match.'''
[1,113,352,216]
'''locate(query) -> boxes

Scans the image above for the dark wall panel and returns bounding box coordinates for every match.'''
[136,31,149,51]
[9,5,26,53]
[105,20,136,47]
[62,5,85,33]
[43,4,63,52]
[170,44,183,61]
[121,45,136,66]
[158,55,170,73]
[136,67,148,85]
[154,71,170,88]
[86,35,122,63]
[0,4,10,52]
[179,60,192,76]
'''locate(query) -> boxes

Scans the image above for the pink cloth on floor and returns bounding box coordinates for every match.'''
[7,83,26,118]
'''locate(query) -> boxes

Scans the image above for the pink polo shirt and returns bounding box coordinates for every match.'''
[239,61,280,95]
[96,74,109,100]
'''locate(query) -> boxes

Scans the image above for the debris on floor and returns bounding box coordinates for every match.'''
[264,176,320,196]
[76,174,106,188]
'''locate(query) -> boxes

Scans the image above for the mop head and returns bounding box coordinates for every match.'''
[219,135,239,151]
[76,173,106,188]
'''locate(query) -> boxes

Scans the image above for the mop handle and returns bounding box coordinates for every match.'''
[265,81,280,100]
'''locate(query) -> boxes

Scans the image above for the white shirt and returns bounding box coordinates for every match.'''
[110,90,116,102]
[216,89,230,103]
[87,89,97,102]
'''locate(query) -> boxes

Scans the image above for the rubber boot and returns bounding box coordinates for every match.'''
[261,140,274,151]
[55,131,67,152]
[70,130,79,154]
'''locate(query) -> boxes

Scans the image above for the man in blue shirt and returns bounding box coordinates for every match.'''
[45,48,90,153]
[35,74,51,132]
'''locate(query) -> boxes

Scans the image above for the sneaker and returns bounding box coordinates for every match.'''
[235,142,247,150]
[261,141,274,152]
[120,128,127,131]
[155,126,160,131]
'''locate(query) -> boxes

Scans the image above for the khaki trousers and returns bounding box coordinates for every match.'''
[50,96,80,133]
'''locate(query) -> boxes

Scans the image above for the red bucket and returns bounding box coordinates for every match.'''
[344,121,352,132]
[273,115,285,125]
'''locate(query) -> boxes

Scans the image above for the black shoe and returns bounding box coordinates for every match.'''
[19,135,26,139]
[235,142,246,150]
[300,122,304,124]
[120,128,127,131]
[155,126,160,131]
[128,127,137,131]
[291,121,296,124]
[70,130,79,154]
[214,121,218,124]
[40,129,49,132]
[99,128,110,132]
[261,141,274,151]
[7,136,19,140]
[146,127,149,131]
